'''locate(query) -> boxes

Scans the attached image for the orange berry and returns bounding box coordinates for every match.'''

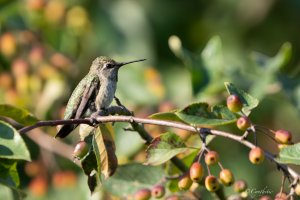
[233,180,247,193]
[249,147,264,164]
[73,141,89,159]
[227,95,243,113]
[274,130,292,144]
[259,195,272,200]
[134,188,151,200]
[205,175,220,192]
[28,176,48,197]
[236,116,251,131]
[190,162,204,182]
[219,169,234,186]
[205,151,219,165]
[52,171,77,188]
[275,192,287,200]
[151,185,165,198]
[178,173,192,190]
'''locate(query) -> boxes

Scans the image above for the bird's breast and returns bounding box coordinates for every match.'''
[96,80,117,110]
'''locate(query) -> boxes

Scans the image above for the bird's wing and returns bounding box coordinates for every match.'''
[55,75,99,138]
[75,79,98,119]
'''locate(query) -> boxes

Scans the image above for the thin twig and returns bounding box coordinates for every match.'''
[18,114,300,188]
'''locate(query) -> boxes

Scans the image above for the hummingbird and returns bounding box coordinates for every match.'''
[55,56,146,138]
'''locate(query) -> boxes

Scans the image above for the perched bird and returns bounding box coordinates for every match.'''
[55,56,146,138]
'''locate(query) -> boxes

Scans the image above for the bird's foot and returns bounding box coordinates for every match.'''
[114,96,132,115]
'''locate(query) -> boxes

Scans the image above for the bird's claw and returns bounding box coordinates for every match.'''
[89,115,98,127]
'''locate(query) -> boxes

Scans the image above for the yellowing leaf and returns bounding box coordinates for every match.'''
[92,124,118,179]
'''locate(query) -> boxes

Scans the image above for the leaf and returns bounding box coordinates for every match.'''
[249,43,292,99]
[0,104,38,126]
[0,159,19,188]
[145,132,191,165]
[103,163,164,197]
[92,124,118,179]
[224,82,259,116]
[81,151,100,193]
[0,121,31,161]
[168,35,208,95]
[149,110,184,122]
[175,102,237,126]
[201,35,224,73]
[275,143,300,165]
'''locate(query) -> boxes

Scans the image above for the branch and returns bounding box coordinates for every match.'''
[19,114,300,182]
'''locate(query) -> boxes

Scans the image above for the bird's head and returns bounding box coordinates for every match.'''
[90,56,146,81]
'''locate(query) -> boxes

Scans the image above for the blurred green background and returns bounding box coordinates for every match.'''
[1,0,300,199]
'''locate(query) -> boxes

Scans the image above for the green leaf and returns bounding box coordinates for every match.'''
[201,35,224,73]
[0,121,30,161]
[249,43,292,99]
[145,132,191,165]
[0,104,38,126]
[81,150,101,193]
[149,110,184,122]
[0,159,19,188]
[103,163,164,197]
[275,143,300,165]
[175,102,237,126]
[168,35,208,95]
[224,82,259,116]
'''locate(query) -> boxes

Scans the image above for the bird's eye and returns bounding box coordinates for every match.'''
[104,63,114,69]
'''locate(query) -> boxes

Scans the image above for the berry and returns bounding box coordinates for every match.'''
[134,188,151,200]
[72,141,89,159]
[259,196,272,200]
[219,169,234,186]
[151,185,165,198]
[274,130,292,144]
[249,147,264,164]
[236,116,251,131]
[205,175,220,192]
[165,195,180,200]
[295,183,300,196]
[190,162,204,182]
[52,171,77,188]
[275,192,287,200]
[233,180,247,193]
[178,173,192,190]
[205,151,219,165]
[28,176,48,197]
[227,95,243,113]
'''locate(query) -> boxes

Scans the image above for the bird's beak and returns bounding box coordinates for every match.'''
[116,59,146,68]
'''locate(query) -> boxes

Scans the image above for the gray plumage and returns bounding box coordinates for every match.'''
[55,56,145,138]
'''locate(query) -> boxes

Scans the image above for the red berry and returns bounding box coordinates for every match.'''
[259,195,272,200]
[227,95,243,113]
[29,176,48,197]
[178,173,192,190]
[233,180,247,193]
[165,195,180,200]
[249,147,264,164]
[205,175,220,192]
[274,130,292,144]
[275,192,287,200]
[72,141,89,159]
[134,188,151,200]
[236,116,251,131]
[190,162,204,182]
[205,151,219,165]
[151,185,165,198]
[219,169,234,186]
